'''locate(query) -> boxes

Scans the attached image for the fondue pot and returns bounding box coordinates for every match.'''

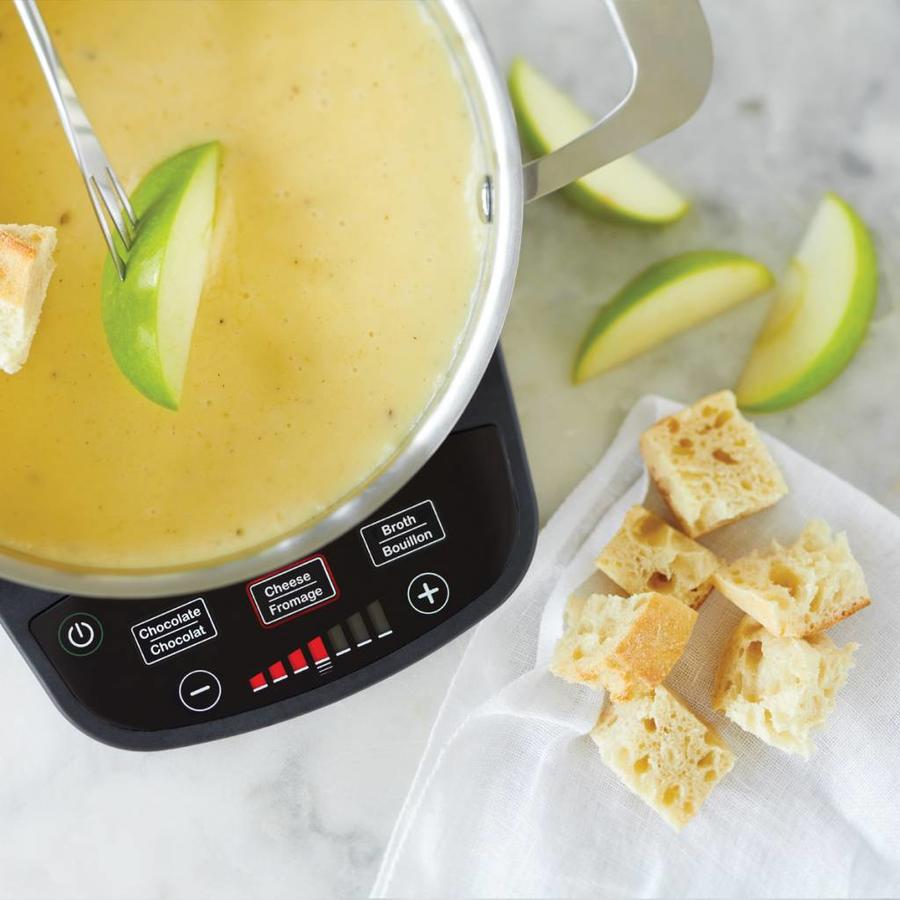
[0,0,712,748]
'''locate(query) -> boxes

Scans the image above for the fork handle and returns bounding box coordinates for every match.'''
[13,0,102,172]
[14,0,136,279]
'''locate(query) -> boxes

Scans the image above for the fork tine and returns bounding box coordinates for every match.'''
[107,166,137,229]
[93,171,133,251]
[87,175,127,280]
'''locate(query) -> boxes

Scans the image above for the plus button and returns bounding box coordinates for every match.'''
[408,573,450,615]
[417,582,441,606]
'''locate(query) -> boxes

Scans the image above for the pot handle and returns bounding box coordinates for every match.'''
[523,0,713,203]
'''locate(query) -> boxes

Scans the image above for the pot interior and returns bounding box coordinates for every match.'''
[0,0,522,597]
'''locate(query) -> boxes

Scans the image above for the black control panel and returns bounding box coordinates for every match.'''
[29,425,517,730]
[0,352,538,751]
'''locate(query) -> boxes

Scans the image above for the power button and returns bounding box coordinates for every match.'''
[58,613,103,657]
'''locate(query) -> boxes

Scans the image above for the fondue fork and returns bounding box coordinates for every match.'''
[14,0,136,280]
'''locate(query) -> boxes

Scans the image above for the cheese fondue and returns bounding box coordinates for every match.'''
[0,0,482,569]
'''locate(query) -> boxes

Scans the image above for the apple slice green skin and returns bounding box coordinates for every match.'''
[102,142,220,410]
[508,57,689,226]
[736,193,877,413]
[573,251,774,384]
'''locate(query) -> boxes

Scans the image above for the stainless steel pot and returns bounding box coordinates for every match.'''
[3,0,711,598]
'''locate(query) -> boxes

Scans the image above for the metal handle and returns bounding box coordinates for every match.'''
[523,0,713,203]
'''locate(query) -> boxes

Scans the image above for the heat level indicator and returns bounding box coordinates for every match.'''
[288,648,308,674]
[328,625,351,656]
[244,602,395,696]
[347,613,370,647]
[367,601,392,638]
[307,636,332,674]
[268,661,288,684]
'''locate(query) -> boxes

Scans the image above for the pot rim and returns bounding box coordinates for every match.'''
[1,0,524,599]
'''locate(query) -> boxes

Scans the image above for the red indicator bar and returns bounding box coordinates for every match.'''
[308,636,329,664]
[308,636,333,675]
[249,672,267,693]
[288,648,309,674]
[268,660,288,683]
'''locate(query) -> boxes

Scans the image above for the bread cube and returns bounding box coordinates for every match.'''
[0,225,57,374]
[713,615,857,757]
[639,390,787,537]
[596,505,719,609]
[551,592,697,699]
[562,593,587,629]
[591,685,735,831]
[713,519,870,636]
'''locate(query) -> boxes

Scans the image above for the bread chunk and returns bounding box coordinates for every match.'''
[591,685,735,831]
[596,505,719,609]
[639,390,787,537]
[714,615,857,757]
[713,519,870,636]
[0,224,57,374]
[551,592,697,699]
[562,594,587,629]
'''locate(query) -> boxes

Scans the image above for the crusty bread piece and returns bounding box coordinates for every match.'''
[639,390,788,538]
[713,615,857,757]
[591,685,735,831]
[713,519,870,637]
[563,594,587,629]
[596,505,719,609]
[551,592,697,699]
[0,224,57,374]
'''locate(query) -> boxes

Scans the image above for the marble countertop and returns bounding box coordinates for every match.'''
[2,2,898,898]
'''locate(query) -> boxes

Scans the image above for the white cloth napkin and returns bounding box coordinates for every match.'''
[371,396,900,899]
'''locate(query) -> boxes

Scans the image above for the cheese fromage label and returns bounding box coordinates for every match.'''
[247,556,339,627]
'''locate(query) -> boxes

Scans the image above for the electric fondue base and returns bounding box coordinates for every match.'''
[0,352,538,750]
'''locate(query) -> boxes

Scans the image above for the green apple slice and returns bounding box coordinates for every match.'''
[736,193,877,412]
[102,142,221,410]
[573,251,774,383]
[508,57,689,224]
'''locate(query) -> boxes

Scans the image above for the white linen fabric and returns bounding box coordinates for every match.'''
[371,396,900,899]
